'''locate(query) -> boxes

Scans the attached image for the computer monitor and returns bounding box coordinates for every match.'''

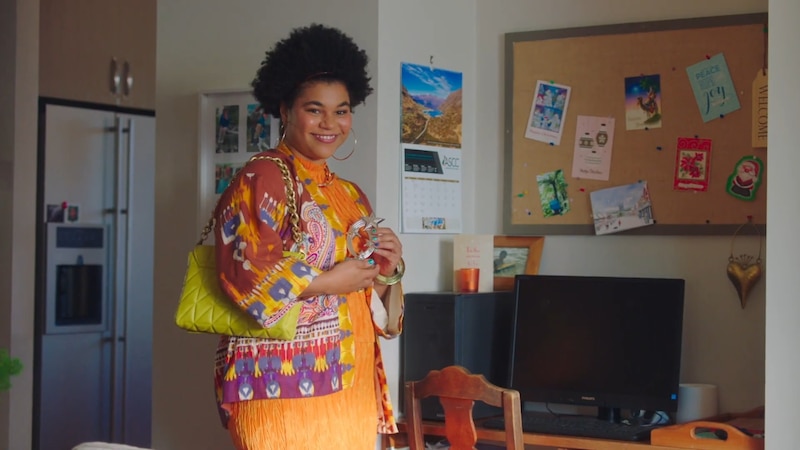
[509,274,685,422]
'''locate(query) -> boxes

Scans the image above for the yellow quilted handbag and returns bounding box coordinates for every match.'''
[174,155,305,339]
[175,244,302,339]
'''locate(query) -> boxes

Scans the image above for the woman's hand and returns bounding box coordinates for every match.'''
[371,226,403,278]
[300,258,380,297]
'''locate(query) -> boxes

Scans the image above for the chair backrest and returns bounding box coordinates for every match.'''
[404,365,524,450]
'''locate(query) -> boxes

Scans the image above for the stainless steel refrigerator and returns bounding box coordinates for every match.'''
[34,100,154,450]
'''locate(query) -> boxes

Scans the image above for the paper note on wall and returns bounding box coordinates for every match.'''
[453,234,494,292]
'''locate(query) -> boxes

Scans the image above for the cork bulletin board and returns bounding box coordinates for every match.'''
[503,13,768,236]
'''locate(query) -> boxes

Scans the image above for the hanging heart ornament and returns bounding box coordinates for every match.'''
[726,221,763,309]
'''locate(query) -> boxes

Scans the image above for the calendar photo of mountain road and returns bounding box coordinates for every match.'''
[401,62,463,148]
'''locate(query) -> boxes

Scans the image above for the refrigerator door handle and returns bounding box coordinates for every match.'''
[108,116,135,442]
[109,115,122,441]
[116,117,135,441]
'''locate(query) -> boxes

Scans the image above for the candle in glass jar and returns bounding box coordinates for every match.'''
[455,268,480,293]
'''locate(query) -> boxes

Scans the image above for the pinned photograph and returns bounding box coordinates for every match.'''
[536,169,570,217]
[215,105,240,153]
[525,80,571,145]
[66,205,79,223]
[46,204,64,223]
[215,163,243,194]
[590,181,654,235]
[625,74,662,130]
[246,104,271,152]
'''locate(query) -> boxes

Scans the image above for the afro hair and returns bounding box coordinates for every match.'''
[251,24,373,118]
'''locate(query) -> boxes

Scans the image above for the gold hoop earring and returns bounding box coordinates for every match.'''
[278,122,287,145]
[332,128,356,161]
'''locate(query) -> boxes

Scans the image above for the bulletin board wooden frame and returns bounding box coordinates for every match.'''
[503,13,768,236]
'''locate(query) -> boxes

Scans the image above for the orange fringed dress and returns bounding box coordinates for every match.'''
[215,146,398,450]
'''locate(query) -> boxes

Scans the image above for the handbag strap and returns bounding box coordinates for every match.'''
[198,155,305,259]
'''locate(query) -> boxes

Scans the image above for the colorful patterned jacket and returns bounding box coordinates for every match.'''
[212,147,402,433]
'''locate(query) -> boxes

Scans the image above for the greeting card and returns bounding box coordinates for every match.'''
[686,53,741,122]
[572,115,615,180]
[673,137,712,191]
[452,234,494,292]
[624,74,662,130]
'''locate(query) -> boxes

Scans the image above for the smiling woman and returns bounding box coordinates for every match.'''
[205,24,406,450]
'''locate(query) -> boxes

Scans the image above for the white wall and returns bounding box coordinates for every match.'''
[376,0,479,424]
[765,0,800,448]
[0,1,38,449]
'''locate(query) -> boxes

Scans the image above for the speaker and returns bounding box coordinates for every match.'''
[400,291,515,421]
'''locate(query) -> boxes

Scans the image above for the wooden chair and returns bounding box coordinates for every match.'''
[404,365,524,450]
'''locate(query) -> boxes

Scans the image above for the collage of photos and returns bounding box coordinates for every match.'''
[212,102,279,197]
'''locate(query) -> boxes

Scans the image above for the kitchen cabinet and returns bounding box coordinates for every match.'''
[39,0,156,110]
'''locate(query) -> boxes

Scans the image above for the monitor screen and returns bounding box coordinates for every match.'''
[509,274,685,420]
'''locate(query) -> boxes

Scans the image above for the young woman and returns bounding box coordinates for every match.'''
[212,24,404,449]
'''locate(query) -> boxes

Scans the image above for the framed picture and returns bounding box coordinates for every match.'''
[492,236,545,291]
[197,89,280,236]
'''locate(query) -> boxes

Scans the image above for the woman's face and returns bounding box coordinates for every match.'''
[281,80,352,164]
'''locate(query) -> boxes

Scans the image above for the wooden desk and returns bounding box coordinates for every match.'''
[383,419,700,450]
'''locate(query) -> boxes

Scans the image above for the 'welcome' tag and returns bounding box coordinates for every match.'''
[751,69,768,149]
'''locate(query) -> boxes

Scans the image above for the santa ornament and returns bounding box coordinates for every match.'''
[726,155,763,201]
